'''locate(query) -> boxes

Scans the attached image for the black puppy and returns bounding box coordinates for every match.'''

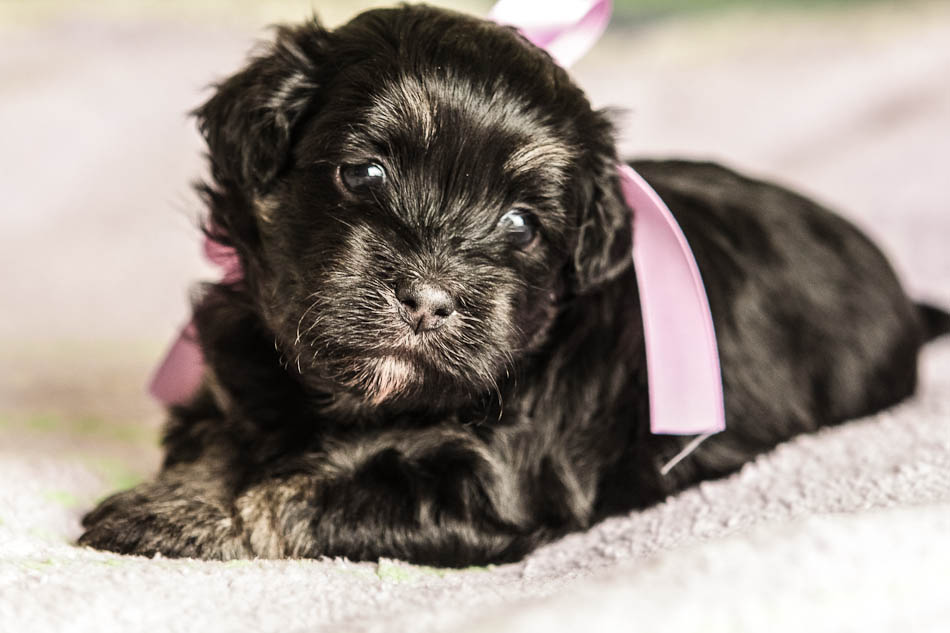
[79,5,949,565]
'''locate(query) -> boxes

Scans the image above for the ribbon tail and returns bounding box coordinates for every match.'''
[148,321,205,406]
[621,164,726,436]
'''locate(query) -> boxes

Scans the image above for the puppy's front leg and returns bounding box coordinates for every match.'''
[79,412,256,560]
[235,440,544,566]
[78,474,252,560]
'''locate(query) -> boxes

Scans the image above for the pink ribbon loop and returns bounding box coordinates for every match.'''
[489,0,612,68]
[149,0,727,442]
[204,234,242,284]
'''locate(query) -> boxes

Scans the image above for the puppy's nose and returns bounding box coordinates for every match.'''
[396,282,456,333]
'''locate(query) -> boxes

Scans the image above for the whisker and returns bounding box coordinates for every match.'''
[295,297,322,344]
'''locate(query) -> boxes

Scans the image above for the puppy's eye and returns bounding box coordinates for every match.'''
[497,209,539,249]
[340,162,386,191]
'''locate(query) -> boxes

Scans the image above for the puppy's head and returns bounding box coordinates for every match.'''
[195,6,631,411]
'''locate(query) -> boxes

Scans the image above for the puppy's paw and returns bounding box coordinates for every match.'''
[78,484,247,560]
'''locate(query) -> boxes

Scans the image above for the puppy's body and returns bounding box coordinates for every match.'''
[80,6,948,565]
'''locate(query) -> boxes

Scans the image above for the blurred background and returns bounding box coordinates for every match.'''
[1,0,948,483]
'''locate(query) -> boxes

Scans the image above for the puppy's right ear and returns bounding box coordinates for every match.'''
[194,20,328,193]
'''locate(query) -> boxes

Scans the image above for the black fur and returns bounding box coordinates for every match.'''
[919,303,950,342]
[79,5,949,566]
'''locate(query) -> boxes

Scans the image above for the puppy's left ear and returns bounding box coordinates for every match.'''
[568,115,633,295]
[194,20,328,193]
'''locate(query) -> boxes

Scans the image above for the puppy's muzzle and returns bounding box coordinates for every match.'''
[396,281,457,333]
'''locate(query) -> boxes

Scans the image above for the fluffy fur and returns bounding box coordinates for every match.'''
[79,5,950,566]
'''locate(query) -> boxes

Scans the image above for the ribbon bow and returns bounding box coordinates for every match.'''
[150,0,726,446]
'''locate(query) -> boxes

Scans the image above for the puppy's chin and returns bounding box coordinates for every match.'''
[305,348,501,414]
[359,355,416,405]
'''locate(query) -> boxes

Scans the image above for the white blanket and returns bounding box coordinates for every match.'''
[2,340,948,632]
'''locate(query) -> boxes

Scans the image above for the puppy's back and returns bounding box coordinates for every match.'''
[631,159,923,444]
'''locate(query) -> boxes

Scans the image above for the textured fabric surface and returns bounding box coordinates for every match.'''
[1,340,949,632]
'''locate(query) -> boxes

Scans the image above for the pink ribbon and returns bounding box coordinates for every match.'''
[150,0,726,442]
[147,235,241,404]
[488,0,612,68]
[621,165,725,436]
